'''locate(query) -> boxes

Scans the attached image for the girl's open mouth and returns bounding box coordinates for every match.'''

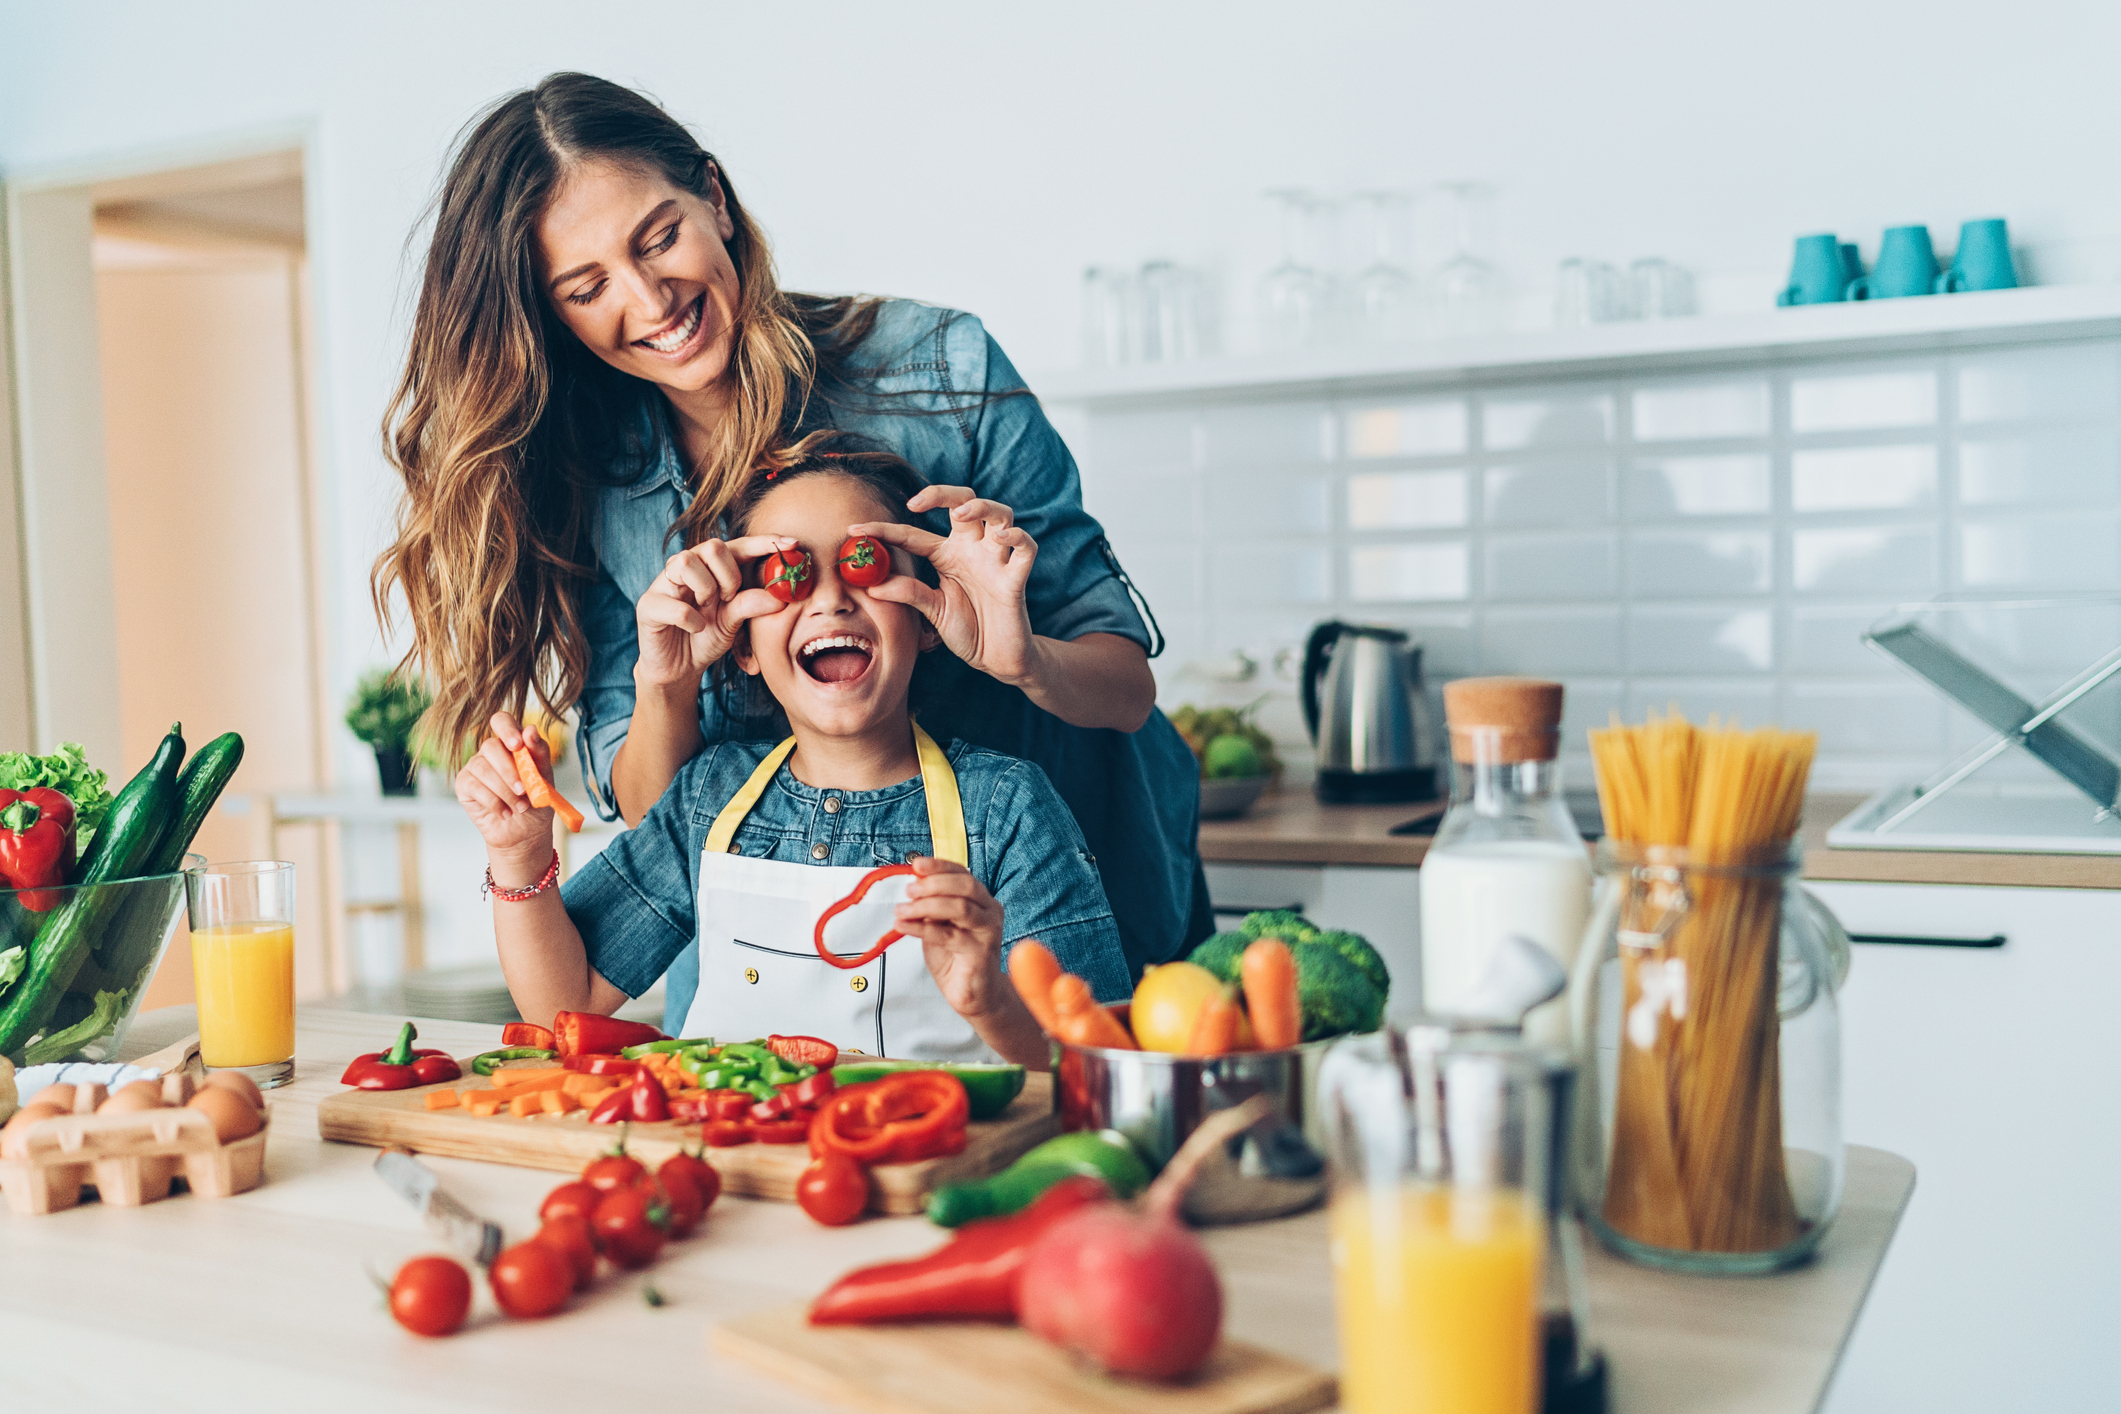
[799,635,874,685]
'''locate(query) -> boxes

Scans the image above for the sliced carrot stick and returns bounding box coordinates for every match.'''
[1186,984,1245,1057]
[424,1088,462,1110]
[509,742,584,833]
[1007,941,1064,1033]
[561,1072,614,1098]
[539,1089,578,1115]
[509,1093,544,1118]
[461,1090,505,1115]
[489,1067,568,1090]
[1241,938,1303,1051]
[1050,972,1137,1050]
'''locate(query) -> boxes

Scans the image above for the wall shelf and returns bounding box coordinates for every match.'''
[1031,283,2121,408]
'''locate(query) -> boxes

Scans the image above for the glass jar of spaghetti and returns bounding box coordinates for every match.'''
[1570,840,1851,1274]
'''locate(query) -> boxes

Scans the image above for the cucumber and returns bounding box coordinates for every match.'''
[94,731,245,978]
[145,732,245,874]
[0,725,183,1058]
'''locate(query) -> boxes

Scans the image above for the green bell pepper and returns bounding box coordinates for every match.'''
[469,1046,558,1076]
[830,1060,1027,1122]
[622,1035,715,1058]
[924,1131,1152,1227]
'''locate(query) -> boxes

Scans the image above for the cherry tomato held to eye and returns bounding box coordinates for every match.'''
[761,548,816,603]
[389,1254,473,1337]
[796,1151,870,1227]
[835,535,891,590]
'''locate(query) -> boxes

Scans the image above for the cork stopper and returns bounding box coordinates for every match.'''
[1443,677,1565,764]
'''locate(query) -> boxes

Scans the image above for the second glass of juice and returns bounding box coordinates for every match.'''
[187,861,297,1088]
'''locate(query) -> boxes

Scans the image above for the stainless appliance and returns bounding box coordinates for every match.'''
[1301,621,1437,803]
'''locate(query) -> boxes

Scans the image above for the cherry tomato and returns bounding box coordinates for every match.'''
[664,1149,722,1215]
[834,536,890,590]
[751,1118,812,1145]
[581,1152,647,1194]
[536,1213,598,1290]
[592,1185,670,1270]
[540,1180,601,1227]
[656,1157,712,1236]
[389,1254,472,1337]
[796,1152,869,1227]
[761,548,815,603]
[703,1120,755,1147]
[489,1239,572,1318]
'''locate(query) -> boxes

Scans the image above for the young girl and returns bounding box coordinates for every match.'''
[454,437,1130,1067]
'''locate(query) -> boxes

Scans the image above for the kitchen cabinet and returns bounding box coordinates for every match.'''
[1202,862,1423,1020]
[1808,880,2121,1414]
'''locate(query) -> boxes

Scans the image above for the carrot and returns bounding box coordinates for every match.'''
[1007,941,1064,1033]
[1241,938,1303,1050]
[539,1089,578,1115]
[424,1089,462,1111]
[561,1072,615,1099]
[509,1093,544,1118]
[1050,972,1137,1050]
[509,742,585,834]
[461,1089,505,1115]
[1186,984,1245,1057]
[490,1069,569,1095]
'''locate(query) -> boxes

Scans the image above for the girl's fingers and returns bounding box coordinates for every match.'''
[721,587,790,625]
[488,712,525,752]
[638,590,710,635]
[850,520,946,559]
[722,534,800,563]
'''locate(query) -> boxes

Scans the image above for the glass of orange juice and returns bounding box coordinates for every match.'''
[1321,1026,1558,1414]
[186,861,297,1088]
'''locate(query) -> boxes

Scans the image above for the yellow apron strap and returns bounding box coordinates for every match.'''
[702,729,966,865]
[704,737,799,854]
[913,724,969,866]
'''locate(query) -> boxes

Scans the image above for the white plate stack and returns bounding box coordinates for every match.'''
[400,964,520,1025]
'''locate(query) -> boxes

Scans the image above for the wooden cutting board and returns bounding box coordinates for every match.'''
[712,1303,1336,1414]
[316,1071,1057,1215]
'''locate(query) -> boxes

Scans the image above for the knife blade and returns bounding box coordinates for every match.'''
[373,1149,504,1266]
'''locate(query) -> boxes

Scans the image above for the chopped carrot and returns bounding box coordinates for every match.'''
[424,1089,462,1111]
[489,1066,566,1089]
[561,1072,614,1098]
[462,1090,505,1115]
[490,1070,570,1096]
[539,1089,578,1115]
[509,743,584,833]
[1241,938,1303,1051]
[1008,941,1063,1033]
[509,1093,545,1118]
[1186,984,1246,1057]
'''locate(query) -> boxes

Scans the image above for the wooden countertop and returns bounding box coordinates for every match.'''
[1201,788,2121,889]
[0,1007,1912,1412]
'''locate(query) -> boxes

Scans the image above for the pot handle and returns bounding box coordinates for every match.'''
[1300,621,1345,744]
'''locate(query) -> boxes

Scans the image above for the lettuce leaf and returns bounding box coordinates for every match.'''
[0,742,115,841]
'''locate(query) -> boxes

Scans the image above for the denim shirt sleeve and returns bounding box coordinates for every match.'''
[968,752,1132,1003]
[561,743,712,998]
[575,561,643,823]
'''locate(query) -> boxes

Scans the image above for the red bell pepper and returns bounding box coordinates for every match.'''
[767,1034,840,1069]
[587,1087,635,1125]
[0,788,75,912]
[808,1175,1111,1324]
[786,1071,837,1108]
[629,1067,670,1122]
[340,1021,463,1090]
[562,1054,640,1077]
[703,1120,754,1147]
[809,1073,969,1167]
[502,1022,555,1050]
[750,1118,811,1144]
[551,1011,664,1059]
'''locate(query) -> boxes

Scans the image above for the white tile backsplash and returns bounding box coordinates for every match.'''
[1073,336,2121,788]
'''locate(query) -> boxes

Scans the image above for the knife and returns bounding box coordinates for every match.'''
[373,1149,504,1266]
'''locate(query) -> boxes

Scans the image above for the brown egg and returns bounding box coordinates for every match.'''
[186,1085,263,1142]
[199,1070,263,1109]
[0,1101,70,1158]
[99,1080,167,1115]
[35,1083,76,1113]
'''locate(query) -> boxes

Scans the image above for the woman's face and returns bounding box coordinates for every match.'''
[735,475,934,742]
[535,159,741,398]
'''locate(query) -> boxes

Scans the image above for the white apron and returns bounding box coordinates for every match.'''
[681,726,995,1062]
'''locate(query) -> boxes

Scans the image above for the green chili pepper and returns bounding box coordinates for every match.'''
[470,1046,557,1076]
[623,1035,715,1059]
[740,1077,779,1102]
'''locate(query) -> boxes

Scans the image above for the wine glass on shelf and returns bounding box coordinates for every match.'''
[1257,188,1331,352]
[1429,180,1509,338]
[1349,189,1419,344]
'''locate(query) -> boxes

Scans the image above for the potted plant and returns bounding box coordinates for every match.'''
[345,669,433,797]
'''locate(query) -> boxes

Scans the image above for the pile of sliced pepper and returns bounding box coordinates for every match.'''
[341,1021,463,1090]
[809,1071,969,1167]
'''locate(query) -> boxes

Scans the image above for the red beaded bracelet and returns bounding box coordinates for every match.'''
[483,849,560,902]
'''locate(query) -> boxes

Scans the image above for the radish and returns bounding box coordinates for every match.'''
[1016,1096,1271,1381]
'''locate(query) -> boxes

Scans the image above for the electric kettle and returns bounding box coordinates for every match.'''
[1300,621,1438,803]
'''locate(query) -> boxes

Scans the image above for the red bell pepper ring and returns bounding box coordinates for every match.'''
[587,1087,635,1125]
[813,864,917,969]
[703,1120,755,1147]
[501,1022,555,1050]
[767,1034,840,1069]
[786,1071,836,1108]
[629,1066,670,1123]
[340,1021,464,1090]
[0,788,75,913]
[750,1118,811,1144]
[551,1011,664,1059]
[809,1073,970,1166]
[562,1054,640,1076]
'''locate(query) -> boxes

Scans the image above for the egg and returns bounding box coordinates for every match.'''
[34,1082,76,1113]
[1,1101,70,1158]
[98,1080,167,1115]
[199,1070,262,1110]
[186,1085,263,1142]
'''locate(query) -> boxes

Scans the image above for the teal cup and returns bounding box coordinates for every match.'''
[1937,218,2018,293]
[1847,225,1939,300]
[1840,242,1864,287]
[1777,233,1848,306]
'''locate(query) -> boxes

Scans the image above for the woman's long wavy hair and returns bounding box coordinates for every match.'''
[374,72,879,760]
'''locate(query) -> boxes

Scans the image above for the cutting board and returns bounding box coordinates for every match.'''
[713,1303,1335,1414]
[316,1071,1057,1215]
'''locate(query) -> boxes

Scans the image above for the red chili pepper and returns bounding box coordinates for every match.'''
[629,1067,670,1123]
[813,864,917,970]
[809,1073,969,1166]
[551,1011,664,1059]
[703,1120,754,1147]
[808,1175,1111,1324]
[340,1021,464,1091]
[587,1087,635,1125]
[502,1022,556,1050]
[0,788,75,913]
[767,1034,840,1069]
[562,1054,640,1077]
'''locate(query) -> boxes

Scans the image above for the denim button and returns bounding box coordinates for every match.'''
[810,843,829,860]
[823,796,842,814]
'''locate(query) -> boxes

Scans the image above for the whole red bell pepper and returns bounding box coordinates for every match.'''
[0,788,75,912]
[551,1011,664,1059]
[340,1021,463,1090]
[808,1175,1111,1324]
[809,1073,969,1166]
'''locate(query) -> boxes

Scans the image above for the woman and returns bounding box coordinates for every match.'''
[375,73,1208,1028]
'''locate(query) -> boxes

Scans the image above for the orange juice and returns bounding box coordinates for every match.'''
[1331,1184,1544,1414]
[191,921,296,1068]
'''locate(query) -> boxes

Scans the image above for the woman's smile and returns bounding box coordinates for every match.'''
[634,293,706,357]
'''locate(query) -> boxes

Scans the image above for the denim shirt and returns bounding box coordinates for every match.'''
[561,736,1133,1010]
[572,300,1211,1027]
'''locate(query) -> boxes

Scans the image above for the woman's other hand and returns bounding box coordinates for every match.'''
[633,537,798,690]
[852,486,1036,687]
[456,712,557,872]
[894,856,1047,1065]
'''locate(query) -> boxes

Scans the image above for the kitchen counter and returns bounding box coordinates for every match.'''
[1202,788,2121,889]
[0,1007,1912,1413]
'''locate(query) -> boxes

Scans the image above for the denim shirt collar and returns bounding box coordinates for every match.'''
[625,402,685,500]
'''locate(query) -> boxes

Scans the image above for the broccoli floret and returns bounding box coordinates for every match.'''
[1310,928,1390,999]
[1187,931,1251,984]
[1290,940,1385,1041]
[1240,910,1319,946]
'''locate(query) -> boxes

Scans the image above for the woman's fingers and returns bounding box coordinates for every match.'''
[908,855,970,880]
[487,712,525,752]
[864,575,947,621]
[691,543,746,602]
[849,520,946,559]
[948,498,1016,533]
[907,485,974,514]
[466,748,527,812]
[637,590,710,636]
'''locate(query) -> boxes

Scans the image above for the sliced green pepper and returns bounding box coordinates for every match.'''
[925,1131,1152,1227]
[623,1035,715,1058]
[470,1046,558,1076]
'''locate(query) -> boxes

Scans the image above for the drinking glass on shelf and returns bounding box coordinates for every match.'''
[1555,258,1634,327]
[1257,188,1332,351]
[1429,180,1510,337]
[1137,260,1203,362]
[1081,265,1135,367]
[187,861,297,1088]
[1349,190,1420,343]
[1631,257,1696,319]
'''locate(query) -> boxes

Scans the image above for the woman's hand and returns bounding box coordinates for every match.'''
[455,712,556,883]
[893,856,1047,1065]
[853,487,1037,688]
[633,537,798,690]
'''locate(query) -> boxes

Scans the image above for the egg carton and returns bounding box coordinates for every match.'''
[0,1074,270,1215]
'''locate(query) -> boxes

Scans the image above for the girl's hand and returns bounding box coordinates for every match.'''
[851,487,1037,688]
[633,537,798,690]
[455,712,556,880]
[893,856,1011,1019]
